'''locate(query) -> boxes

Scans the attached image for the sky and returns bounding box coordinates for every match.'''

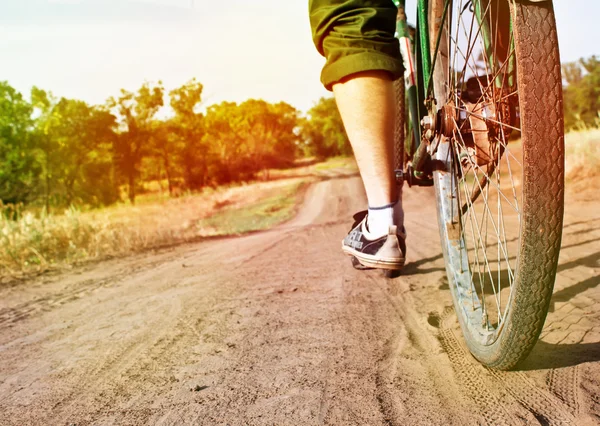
[0,0,597,113]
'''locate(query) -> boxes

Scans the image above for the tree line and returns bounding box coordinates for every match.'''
[4,55,591,210]
[0,80,350,210]
[563,55,600,130]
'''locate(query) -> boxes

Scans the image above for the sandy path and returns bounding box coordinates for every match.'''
[0,174,598,425]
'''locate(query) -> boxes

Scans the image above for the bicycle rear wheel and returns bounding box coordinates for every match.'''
[428,0,564,370]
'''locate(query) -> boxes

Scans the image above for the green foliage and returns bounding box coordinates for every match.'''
[300,97,351,159]
[0,78,337,215]
[34,92,118,208]
[0,82,40,204]
[109,82,165,203]
[167,79,206,190]
[203,99,300,184]
[196,182,301,236]
[563,56,600,130]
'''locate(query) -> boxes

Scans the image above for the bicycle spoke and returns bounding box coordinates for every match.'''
[455,138,517,277]
[435,0,523,332]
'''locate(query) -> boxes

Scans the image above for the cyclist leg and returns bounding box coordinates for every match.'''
[309,0,406,269]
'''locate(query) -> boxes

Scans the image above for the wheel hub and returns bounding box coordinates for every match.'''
[435,91,517,167]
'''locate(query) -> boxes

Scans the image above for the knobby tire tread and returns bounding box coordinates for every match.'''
[481,0,565,370]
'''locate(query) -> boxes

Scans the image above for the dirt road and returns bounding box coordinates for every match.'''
[1,174,599,425]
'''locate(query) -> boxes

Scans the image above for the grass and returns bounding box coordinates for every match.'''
[196,182,302,236]
[0,157,353,278]
[459,127,598,192]
[313,156,357,171]
[565,127,600,182]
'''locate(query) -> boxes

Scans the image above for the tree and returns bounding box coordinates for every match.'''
[237,100,299,178]
[268,102,300,166]
[301,97,351,159]
[31,86,59,211]
[203,101,247,184]
[50,99,117,206]
[0,82,40,205]
[31,89,118,208]
[563,56,600,130]
[202,99,300,184]
[148,120,179,195]
[168,79,206,191]
[109,82,164,203]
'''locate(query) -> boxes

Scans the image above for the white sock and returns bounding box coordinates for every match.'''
[367,196,404,237]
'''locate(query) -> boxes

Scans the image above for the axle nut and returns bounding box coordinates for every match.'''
[421,115,434,130]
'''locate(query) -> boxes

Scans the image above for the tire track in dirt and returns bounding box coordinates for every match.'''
[317,367,331,425]
[437,308,523,426]
[370,272,480,426]
[547,366,580,415]
[0,256,172,327]
[44,292,186,421]
[0,275,118,326]
[489,368,576,425]
[438,308,578,425]
[362,272,408,426]
[0,253,238,424]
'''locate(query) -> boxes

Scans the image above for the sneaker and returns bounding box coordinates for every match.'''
[342,211,407,270]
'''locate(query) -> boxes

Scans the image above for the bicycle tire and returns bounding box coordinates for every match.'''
[428,0,564,370]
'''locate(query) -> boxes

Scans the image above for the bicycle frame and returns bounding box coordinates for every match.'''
[393,0,431,184]
[394,0,424,181]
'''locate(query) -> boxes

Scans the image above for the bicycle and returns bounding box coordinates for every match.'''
[392,0,564,370]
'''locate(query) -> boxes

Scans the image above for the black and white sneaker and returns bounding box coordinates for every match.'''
[342,211,407,270]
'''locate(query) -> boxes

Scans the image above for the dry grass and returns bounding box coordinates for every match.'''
[565,127,600,182]
[0,158,356,277]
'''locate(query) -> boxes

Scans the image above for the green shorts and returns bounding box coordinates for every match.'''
[309,0,404,90]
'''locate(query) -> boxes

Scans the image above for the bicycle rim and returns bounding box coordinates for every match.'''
[428,0,564,369]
